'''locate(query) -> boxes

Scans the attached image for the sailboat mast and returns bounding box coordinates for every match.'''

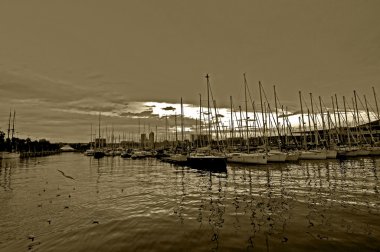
[351,96,360,144]
[181,97,184,143]
[310,93,318,146]
[274,85,281,149]
[165,116,168,143]
[7,110,11,140]
[343,96,351,147]
[282,105,287,145]
[319,96,326,147]
[335,94,342,130]
[230,96,234,143]
[98,112,101,149]
[199,93,202,147]
[213,100,220,149]
[195,118,198,148]
[299,91,306,149]
[273,86,279,143]
[90,124,93,149]
[259,82,266,150]
[11,110,15,140]
[327,111,332,145]
[206,74,211,144]
[175,112,178,143]
[373,86,380,122]
[244,74,250,153]
[307,108,312,147]
[239,106,243,147]
[354,90,360,128]
[364,94,374,144]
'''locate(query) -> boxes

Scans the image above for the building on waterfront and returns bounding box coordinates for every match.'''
[95,138,106,148]
[149,132,154,148]
[140,133,147,148]
[191,134,209,146]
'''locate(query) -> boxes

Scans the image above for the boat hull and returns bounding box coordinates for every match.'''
[338,148,370,157]
[121,152,132,158]
[355,149,370,156]
[84,150,94,156]
[369,147,380,156]
[0,152,21,159]
[299,150,327,160]
[286,152,300,162]
[267,152,287,162]
[227,153,267,165]
[187,156,227,172]
[93,151,105,159]
[164,154,188,165]
[326,150,337,159]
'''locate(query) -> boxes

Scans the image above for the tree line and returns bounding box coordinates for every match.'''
[0,131,60,152]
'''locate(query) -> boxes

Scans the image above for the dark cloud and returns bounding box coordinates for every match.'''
[162,106,176,111]
[86,73,104,79]
[118,110,158,118]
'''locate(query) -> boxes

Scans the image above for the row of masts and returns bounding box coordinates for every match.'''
[88,75,379,153]
[6,109,16,141]
[193,74,379,151]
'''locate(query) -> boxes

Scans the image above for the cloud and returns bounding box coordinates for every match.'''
[145,105,156,108]
[119,110,158,118]
[162,106,176,111]
[86,73,104,79]
[0,68,87,103]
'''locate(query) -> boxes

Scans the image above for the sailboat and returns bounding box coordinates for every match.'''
[226,75,267,165]
[187,74,227,172]
[298,92,327,160]
[167,97,188,165]
[93,113,105,159]
[258,82,287,162]
[0,110,21,159]
[84,124,95,156]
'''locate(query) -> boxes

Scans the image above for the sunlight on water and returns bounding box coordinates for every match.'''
[0,153,379,251]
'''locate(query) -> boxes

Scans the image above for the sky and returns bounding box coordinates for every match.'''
[0,0,379,142]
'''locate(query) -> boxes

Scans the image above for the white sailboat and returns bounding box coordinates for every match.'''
[298,91,326,160]
[227,152,267,164]
[226,75,268,165]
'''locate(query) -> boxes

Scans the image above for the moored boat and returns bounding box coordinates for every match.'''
[355,148,370,156]
[0,151,21,159]
[368,146,380,156]
[299,150,327,160]
[93,150,105,159]
[227,152,267,165]
[267,150,287,162]
[165,153,188,165]
[326,149,337,159]
[121,149,132,158]
[285,151,300,162]
[84,149,94,156]
[131,150,150,159]
[187,152,227,172]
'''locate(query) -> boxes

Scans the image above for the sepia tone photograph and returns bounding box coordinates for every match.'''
[0,0,379,251]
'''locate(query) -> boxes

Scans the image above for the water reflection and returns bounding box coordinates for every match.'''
[0,159,16,191]
[0,154,379,251]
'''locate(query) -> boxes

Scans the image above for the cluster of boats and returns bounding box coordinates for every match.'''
[82,74,380,173]
[83,144,380,173]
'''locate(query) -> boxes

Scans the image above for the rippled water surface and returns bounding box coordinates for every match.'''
[0,153,379,251]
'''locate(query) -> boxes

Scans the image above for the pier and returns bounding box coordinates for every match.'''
[20,150,61,158]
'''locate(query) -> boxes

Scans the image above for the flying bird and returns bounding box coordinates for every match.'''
[57,170,75,180]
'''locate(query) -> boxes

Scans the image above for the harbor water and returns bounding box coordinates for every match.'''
[0,153,379,251]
